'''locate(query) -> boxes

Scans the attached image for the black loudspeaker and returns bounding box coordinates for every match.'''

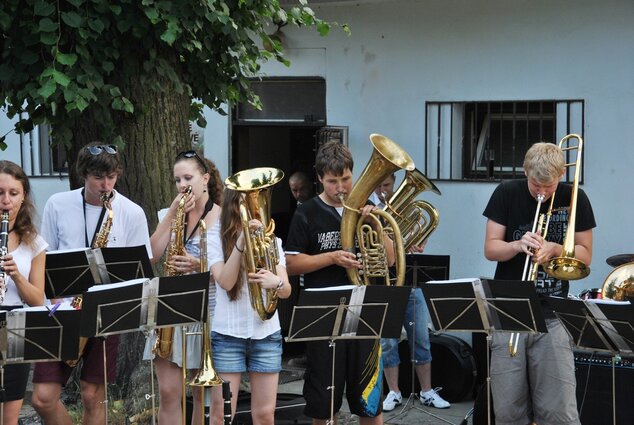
[574,350,634,425]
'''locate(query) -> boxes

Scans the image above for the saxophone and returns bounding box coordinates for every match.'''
[67,193,113,367]
[0,211,9,305]
[153,185,191,358]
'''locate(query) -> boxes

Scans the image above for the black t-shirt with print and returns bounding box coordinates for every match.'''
[285,196,349,288]
[483,179,596,298]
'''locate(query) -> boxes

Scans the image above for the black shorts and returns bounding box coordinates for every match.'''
[303,339,383,419]
[33,335,119,385]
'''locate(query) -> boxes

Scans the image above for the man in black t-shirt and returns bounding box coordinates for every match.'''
[482,141,595,425]
[286,141,387,425]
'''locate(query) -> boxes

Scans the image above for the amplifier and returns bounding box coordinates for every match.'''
[574,350,634,425]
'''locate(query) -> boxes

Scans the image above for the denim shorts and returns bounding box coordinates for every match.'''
[211,331,282,373]
[381,288,432,367]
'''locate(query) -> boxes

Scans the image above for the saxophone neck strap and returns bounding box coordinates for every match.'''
[81,188,109,248]
[184,197,213,245]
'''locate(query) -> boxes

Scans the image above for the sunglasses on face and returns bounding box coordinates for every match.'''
[176,150,208,172]
[85,145,118,155]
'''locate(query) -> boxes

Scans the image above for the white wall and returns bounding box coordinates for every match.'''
[221,0,634,290]
[3,0,633,293]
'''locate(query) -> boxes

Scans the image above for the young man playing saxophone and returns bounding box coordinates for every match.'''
[31,142,152,425]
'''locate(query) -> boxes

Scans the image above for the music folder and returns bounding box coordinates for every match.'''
[44,245,153,298]
[287,285,410,342]
[0,305,81,363]
[422,278,547,333]
[547,297,634,354]
[79,272,210,338]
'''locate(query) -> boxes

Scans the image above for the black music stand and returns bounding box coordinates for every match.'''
[546,297,633,425]
[78,272,209,425]
[44,245,153,298]
[421,278,546,425]
[0,306,80,410]
[286,285,409,424]
[387,254,451,423]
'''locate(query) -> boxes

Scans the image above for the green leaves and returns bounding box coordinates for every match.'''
[34,1,55,17]
[56,52,78,66]
[61,11,82,28]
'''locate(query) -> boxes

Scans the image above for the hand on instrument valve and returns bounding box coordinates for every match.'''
[518,231,543,256]
[408,241,427,254]
[532,240,562,265]
[329,250,362,269]
[248,268,281,290]
[167,253,200,274]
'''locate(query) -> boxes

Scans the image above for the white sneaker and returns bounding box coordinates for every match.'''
[419,388,450,409]
[382,390,403,411]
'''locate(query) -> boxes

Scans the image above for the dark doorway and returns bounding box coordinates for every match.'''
[231,125,320,244]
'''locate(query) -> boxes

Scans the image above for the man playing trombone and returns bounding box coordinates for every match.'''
[482,141,595,425]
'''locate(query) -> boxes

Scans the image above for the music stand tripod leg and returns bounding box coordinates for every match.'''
[102,338,109,425]
[327,339,336,425]
[385,288,454,425]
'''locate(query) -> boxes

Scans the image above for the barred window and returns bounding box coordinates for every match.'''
[423,100,584,182]
[18,119,68,177]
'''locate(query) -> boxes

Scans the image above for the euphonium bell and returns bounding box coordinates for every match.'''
[225,167,284,321]
[383,168,441,251]
[340,134,414,286]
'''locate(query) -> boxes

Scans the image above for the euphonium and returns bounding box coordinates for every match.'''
[382,168,441,251]
[66,193,113,367]
[153,185,192,358]
[340,134,413,286]
[225,167,284,321]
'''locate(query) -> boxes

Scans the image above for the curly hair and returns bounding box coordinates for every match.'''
[220,189,244,301]
[0,161,38,246]
[174,151,223,206]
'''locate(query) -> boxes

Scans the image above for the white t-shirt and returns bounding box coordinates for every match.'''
[41,188,152,258]
[209,221,284,339]
[3,235,48,306]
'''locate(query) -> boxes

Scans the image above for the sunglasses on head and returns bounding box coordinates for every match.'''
[176,150,208,172]
[85,145,118,155]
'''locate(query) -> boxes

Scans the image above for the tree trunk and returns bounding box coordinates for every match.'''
[62,75,191,411]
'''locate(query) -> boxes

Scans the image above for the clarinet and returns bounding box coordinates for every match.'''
[0,211,9,305]
[222,381,232,425]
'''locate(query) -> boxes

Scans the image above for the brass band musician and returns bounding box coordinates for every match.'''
[31,142,152,425]
[483,142,595,425]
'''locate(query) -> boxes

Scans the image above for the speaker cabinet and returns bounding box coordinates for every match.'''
[574,350,634,425]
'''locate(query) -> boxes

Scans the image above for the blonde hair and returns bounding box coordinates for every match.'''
[523,142,565,184]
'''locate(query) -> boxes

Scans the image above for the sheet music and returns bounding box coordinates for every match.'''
[426,277,481,285]
[86,277,149,292]
[305,285,356,292]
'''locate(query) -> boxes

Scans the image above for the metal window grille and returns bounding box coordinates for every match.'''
[423,100,584,182]
[17,117,68,177]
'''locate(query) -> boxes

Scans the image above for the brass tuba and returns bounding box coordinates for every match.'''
[600,262,634,301]
[225,167,284,321]
[340,134,414,286]
[153,185,192,358]
[382,168,441,251]
[542,134,590,280]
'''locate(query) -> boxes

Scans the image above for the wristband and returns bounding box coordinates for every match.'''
[275,280,284,291]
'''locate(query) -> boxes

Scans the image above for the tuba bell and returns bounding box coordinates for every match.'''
[340,134,414,286]
[225,167,284,321]
[600,262,634,301]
